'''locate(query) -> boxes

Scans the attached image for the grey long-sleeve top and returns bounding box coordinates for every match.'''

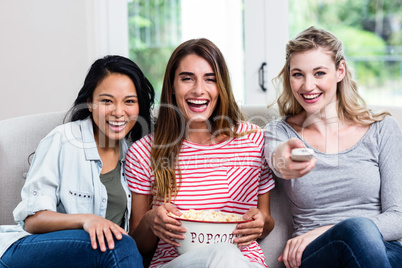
[264,115,402,241]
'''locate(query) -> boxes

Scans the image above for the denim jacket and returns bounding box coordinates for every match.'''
[0,117,132,257]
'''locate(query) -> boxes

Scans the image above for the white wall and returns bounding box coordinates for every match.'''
[181,0,244,104]
[0,0,128,121]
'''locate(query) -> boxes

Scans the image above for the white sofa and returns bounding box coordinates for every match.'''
[1,105,400,268]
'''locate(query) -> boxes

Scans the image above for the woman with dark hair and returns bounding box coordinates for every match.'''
[68,55,154,142]
[264,26,402,267]
[125,38,275,267]
[0,55,155,267]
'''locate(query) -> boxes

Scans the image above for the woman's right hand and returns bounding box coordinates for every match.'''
[273,138,316,179]
[144,203,186,247]
[82,214,127,252]
[25,210,126,252]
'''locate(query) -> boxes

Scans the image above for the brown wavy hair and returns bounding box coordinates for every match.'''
[273,26,389,125]
[151,38,244,203]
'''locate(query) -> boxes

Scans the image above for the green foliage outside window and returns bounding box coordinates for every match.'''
[128,0,181,100]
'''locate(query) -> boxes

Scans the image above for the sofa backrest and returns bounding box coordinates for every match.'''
[0,111,65,224]
[1,105,400,268]
[0,106,282,225]
[1,105,400,224]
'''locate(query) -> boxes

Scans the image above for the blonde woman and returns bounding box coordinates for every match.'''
[264,26,402,268]
[125,38,275,267]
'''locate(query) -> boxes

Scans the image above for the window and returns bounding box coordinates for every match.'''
[127,0,245,103]
[128,0,181,94]
[126,0,402,106]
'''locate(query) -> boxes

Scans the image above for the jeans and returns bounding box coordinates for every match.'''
[160,243,263,268]
[0,229,143,268]
[301,217,402,268]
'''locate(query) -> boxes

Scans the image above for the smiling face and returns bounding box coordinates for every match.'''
[289,47,345,116]
[88,73,139,147]
[173,54,219,129]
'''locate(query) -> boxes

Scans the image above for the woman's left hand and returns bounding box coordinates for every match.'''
[278,226,332,268]
[232,207,266,247]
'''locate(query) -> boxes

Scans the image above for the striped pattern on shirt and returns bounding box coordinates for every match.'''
[125,122,274,268]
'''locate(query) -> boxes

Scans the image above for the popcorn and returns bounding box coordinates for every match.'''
[170,209,244,222]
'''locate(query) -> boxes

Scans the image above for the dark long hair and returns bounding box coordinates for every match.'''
[66,55,155,142]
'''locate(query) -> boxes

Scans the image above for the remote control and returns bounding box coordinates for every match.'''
[291,148,314,162]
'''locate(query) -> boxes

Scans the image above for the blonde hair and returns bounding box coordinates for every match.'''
[151,38,244,203]
[274,26,389,125]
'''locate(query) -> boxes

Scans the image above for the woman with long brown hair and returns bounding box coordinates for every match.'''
[125,38,275,267]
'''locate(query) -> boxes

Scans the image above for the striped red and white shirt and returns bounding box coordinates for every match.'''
[125,122,274,267]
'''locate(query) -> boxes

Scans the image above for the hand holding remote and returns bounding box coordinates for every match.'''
[291,148,314,162]
[273,138,316,179]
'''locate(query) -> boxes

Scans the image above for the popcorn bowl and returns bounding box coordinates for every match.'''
[170,210,250,254]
